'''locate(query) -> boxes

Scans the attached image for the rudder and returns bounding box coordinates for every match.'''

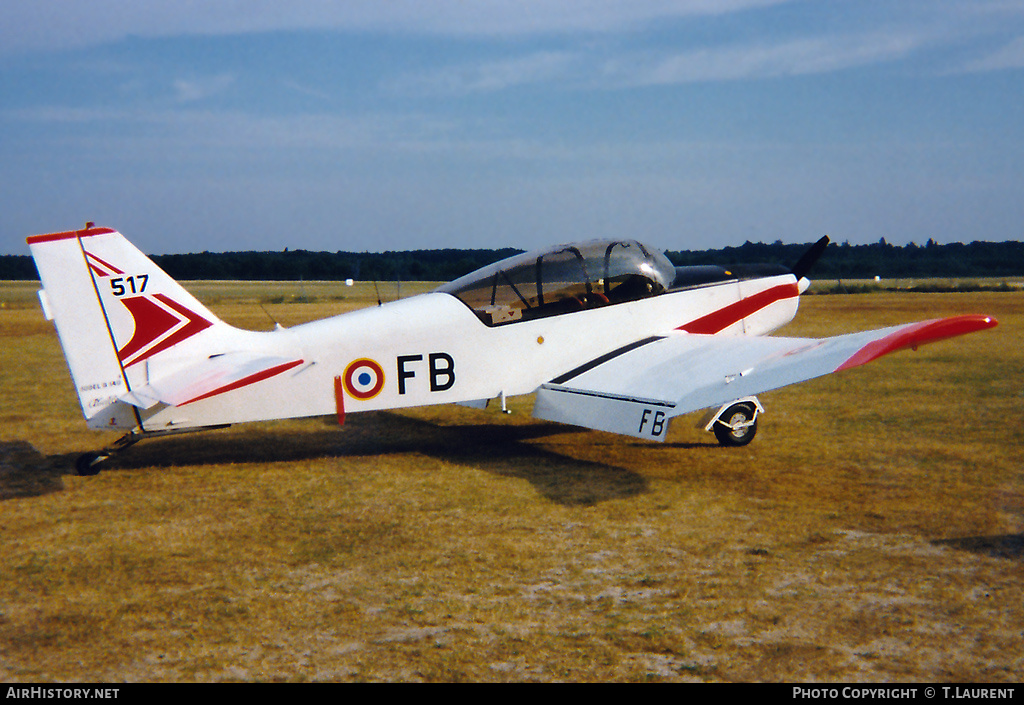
[27,225,230,429]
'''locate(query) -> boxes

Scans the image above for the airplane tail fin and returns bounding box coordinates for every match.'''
[27,225,233,428]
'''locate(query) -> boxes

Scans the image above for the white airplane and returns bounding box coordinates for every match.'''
[27,224,996,476]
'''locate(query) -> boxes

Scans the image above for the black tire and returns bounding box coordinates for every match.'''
[75,452,106,476]
[713,403,758,447]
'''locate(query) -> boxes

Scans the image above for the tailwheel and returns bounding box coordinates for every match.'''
[713,402,758,447]
[70,426,227,477]
[74,429,145,476]
[75,451,108,476]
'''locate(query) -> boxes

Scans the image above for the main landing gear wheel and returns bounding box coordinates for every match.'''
[713,402,758,447]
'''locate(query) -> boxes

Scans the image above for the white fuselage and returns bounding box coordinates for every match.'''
[130,274,800,432]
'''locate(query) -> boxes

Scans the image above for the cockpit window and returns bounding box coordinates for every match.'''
[436,239,676,326]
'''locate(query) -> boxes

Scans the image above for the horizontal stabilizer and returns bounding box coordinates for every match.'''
[120,352,304,409]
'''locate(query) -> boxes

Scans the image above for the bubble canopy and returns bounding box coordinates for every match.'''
[435,239,677,326]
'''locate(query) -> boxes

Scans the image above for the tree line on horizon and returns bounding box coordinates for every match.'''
[3,237,1023,282]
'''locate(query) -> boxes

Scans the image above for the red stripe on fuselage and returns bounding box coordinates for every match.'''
[678,283,799,334]
[179,360,305,406]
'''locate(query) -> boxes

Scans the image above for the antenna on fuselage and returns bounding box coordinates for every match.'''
[258,302,285,330]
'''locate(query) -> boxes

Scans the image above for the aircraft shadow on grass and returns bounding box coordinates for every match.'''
[15,412,650,506]
[5,436,1020,560]
[0,440,65,501]
[933,534,1024,560]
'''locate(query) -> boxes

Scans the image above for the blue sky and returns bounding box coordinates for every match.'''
[2,0,1023,255]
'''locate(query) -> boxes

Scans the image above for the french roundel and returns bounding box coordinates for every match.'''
[343,358,385,400]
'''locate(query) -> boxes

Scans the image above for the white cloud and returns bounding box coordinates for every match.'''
[959,35,1024,73]
[2,103,466,157]
[387,29,932,97]
[172,73,236,104]
[390,51,581,96]
[0,0,794,53]
[609,31,930,85]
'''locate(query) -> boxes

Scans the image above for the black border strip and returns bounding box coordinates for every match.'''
[549,335,666,385]
[542,384,676,409]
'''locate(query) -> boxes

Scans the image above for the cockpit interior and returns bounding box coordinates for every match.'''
[435,239,788,327]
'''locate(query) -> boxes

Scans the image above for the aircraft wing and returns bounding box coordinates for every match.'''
[119,352,305,409]
[533,314,996,441]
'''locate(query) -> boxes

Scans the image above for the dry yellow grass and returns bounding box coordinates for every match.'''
[1,281,1022,682]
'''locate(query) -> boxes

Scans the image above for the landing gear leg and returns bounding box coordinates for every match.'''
[74,430,143,476]
[72,424,229,476]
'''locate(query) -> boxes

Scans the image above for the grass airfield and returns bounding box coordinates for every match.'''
[1,280,1022,682]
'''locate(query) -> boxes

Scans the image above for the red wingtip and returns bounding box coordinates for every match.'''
[836,314,998,372]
